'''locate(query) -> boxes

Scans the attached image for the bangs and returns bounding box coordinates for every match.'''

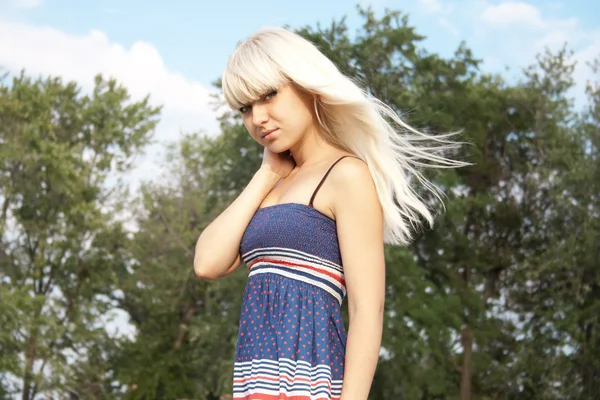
[222,38,289,109]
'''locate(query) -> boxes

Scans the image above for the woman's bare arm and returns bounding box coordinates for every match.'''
[331,158,385,400]
[193,167,281,280]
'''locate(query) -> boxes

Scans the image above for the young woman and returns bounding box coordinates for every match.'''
[194,27,464,400]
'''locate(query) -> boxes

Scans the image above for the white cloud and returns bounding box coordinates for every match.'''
[476,1,599,109]
[3,0,41,9]
[0,21,220,184]
[480,2,544,28]
[479,1,580,44]
[418,0,452,14]
[0,22,217,118]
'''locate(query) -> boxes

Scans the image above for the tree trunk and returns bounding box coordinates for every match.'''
[174,302,196,350]
[460,261,473,400]
[460,323,473,400]
[581,322,599,398]
[21,330,38,400]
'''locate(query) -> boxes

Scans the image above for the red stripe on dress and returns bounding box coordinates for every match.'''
[234,393,339,400]
[233,374,333,388]
[248,257,345,286]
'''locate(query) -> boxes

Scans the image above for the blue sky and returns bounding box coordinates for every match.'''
[1,0,599,186]
[3,0,599,87]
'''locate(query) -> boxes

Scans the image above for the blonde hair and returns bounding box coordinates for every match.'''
[221,27,467,245]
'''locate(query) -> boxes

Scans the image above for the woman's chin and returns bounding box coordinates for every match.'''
[265,143,288,154]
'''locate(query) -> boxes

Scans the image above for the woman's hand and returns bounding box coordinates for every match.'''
[260,147,295,179]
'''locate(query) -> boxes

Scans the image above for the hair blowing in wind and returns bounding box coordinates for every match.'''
[221,27,469,245]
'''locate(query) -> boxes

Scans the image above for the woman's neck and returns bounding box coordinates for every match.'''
[289,128,341,167]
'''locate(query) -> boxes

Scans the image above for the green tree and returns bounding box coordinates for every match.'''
[505,56,600,400]
[0,72,160,399]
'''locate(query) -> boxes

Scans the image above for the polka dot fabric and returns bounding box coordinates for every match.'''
[234,203,347,399]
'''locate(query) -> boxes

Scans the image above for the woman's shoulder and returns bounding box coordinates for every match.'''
[328,154,382,222]
[330,154,369,181]
[329,155,376,199]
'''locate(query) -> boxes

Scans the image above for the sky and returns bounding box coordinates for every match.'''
[1,0,599,188]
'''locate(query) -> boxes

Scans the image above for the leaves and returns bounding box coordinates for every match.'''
[0,72,159,399]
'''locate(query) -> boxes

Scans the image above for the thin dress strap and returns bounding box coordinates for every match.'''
[308,155,362,208]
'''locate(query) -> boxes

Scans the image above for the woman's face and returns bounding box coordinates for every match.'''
[239,82,316,153]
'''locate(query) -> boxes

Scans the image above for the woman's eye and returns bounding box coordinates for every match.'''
[239,105,251,114]
[264,90,277,100]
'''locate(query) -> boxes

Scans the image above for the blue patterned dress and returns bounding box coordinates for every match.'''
[233,157,356,400]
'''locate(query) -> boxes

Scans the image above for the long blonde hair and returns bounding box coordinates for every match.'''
[221,27,467,245]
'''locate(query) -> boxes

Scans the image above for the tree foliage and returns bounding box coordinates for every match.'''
[0,72,160,399]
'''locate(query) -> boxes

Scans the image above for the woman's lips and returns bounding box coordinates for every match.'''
[262,128,279,140]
